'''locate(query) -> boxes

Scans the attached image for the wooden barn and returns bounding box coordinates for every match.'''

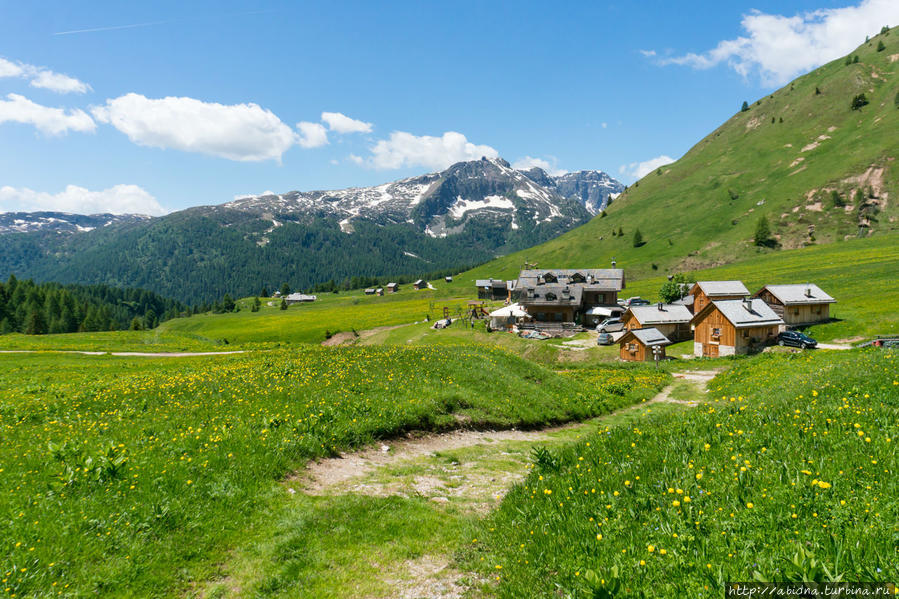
[376,287,384,296]
[622,303,693,342]
[476,279,508,300]
[364,288,376,295]
[753,284,835,326]
[413,279,428,290]
[619,328,671,362]
[692,298,784,357]
[386,283,399,293]
[690,281,750,314]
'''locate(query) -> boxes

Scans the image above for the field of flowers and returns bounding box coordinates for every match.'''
[0,347,668,597]
[466,349,898,597]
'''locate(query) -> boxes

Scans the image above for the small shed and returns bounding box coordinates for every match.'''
[690,281,750,314]
[692,298,784,357]
[476,278,508,300]
[413,279,428,290]
[387,283,399,293]
[285,293,317,305]
[364,288,376,295]
[445,276,453,283]
[619,328,671,362]
[376,287,384,296]
[272,290,282,298]
[753,284,835,326]
[622,303,693,342]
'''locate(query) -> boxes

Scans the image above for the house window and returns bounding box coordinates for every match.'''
[743,330,749,339]
[793,308,799,315]
[545,292,557,301]
[628,343,637,352]
[815,307,821,314]
[711,328,721,338]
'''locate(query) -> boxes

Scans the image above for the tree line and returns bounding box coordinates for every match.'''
[0,275,187,335]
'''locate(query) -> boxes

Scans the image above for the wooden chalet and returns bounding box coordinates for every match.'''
[619,328,671,362]
[692,298,784,357]
[444,276,453,283]
[689,281,750,314]
[753,284,835,326]
[285,293,317,305]
[515,269,625,326]
[622,303,693,342]
[413,279,428,290]
[364,288,376,295]
[386,282,399,293]
[476,279,508,300]
[376,287,384,296]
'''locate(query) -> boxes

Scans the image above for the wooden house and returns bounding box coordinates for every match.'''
[476,279,508,300]
[692,298,784,357]
[619,328,671,362]
[376,287,384,296]
[622,303,693,342]
[413,279,428,290]
[689,281,750,314]
[364,288,376,295]
[445,276,453,283]
[386,283,399,293]
[519,285,583,323]
[753,284,835,326]
[285,293,317,305]
[515,268,625,326]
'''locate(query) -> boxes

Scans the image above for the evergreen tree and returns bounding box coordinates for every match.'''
[754,216,774,247]
[143,308,158,330]
[740,101,749,112]
[617,226,624,236]
[632,228,644,247]
[851,93,869,110]
[251,297,261,312]
[877,40,886,51]
[222,293,235,312]
[280,283,291,296]
[831,190,845,208]
[25,309,47,335]
[280,298,288,310]
[260,286,269,298]
[130,317,143,330]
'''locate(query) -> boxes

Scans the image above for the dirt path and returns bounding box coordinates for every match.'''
[816,343,853,350]
[321,323,416,346]
[283,369,720,599]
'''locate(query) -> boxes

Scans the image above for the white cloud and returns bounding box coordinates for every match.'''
[0,56,91,94]
[359,131,498,170]
[321,111,372,134]
[0,93,95,135]
[654,0,899,86]
[512,156,567,176]
[0,184,166,216]
[296,121,328,148]
[601,122,608,129]
[619,155,675,180]
[92,93,298,162]
[639,49,656,57]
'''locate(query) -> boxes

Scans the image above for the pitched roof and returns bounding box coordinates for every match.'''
[517,269,625,291]
[625,304,693,325]
[756,284,836,305]
[620,327,671,346]
[700,299,784,328]
[519,284,583,306]
[476,278,507,287]
[694,281,750,297]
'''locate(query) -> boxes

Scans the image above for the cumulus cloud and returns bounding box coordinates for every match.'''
[619,155,675,180]
[511,156,567,176]
[296,121,329,148]
[0,184,166,216]
[92,93,298,162]
[0,93,95,135]
[321,111,372,134]
[654,0,899,86]
[0,56,91,93]
[358,131,498,170]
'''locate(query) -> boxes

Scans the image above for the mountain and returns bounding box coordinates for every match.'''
[0,158,622,303]
[0,212,149,235]
[461,30,899,285]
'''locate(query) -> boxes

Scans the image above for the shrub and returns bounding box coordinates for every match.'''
[831,190,845,208]
[850,93,869,110]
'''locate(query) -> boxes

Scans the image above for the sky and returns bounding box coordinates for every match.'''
[1,0,897,216]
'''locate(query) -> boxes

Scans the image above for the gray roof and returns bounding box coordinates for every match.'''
[476,278,507,288]
[517,269,624,291]
[757,284,836,305]
[621,327,671,346]
[671,294,694,307]
[711,299,784,328]
[519,284,583,306]
[694,281,750,297]
[626,304,693,325]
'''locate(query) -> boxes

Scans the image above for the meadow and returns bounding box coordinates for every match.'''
[466,349,899,597]
[0,348,668,597]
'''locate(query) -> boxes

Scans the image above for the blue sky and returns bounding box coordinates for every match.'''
[1,0,896,215]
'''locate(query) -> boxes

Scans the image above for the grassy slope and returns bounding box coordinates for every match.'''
[467,349,899,597]
[0,348,668,597]
[454,32,898,285]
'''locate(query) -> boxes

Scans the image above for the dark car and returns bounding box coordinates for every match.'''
[622,297,651,308]
[597,317,625,333]
[596,332,614,345]
[776,330,817,349]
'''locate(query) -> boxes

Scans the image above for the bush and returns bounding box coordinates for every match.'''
[831,190,845,208]
[851,93,869,110]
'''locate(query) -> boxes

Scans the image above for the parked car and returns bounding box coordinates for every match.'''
[622,297,651,308]
[776,330,818,349]
[597,317,625,333]
[596,332,614,345]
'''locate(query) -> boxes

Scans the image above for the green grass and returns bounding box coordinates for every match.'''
[0,347,667,597]
[0,329,224,352]
[466,349,899,596]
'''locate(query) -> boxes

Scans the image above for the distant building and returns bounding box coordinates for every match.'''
[692,298,783,357]
[387,283,399,293]
[285,293,317,305]
[515,269,625,326]
[272,290,282,298]
[445,276,453,283]
[413,279,428,290]
[753,284,835,326]
[376,287,384,296]
[622,303,693,342]
[476,278,508,300]
[619,328,671,362]
[364,288,376,295]
[689,281,750,314]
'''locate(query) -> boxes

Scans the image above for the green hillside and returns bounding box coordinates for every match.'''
[461,31,898,283]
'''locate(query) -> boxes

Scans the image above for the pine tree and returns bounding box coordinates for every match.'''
[222,293,235,312]
[280,283,291,296]
[877,40,886,52]
[260,286,269,298]
[617,226,624,236]
[741,101,750,112]
[251,297,261,312]
[25,309,47,335]
[754,216,774,247]
[831,190,845,208]
[851,93,869,110]
[632,228,644,247]
[280,298,288,310]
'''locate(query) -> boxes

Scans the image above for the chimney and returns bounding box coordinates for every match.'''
[611,258,617,268]
[805,284,812,298]
[658,302,664,311]
[743,298,754,312]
